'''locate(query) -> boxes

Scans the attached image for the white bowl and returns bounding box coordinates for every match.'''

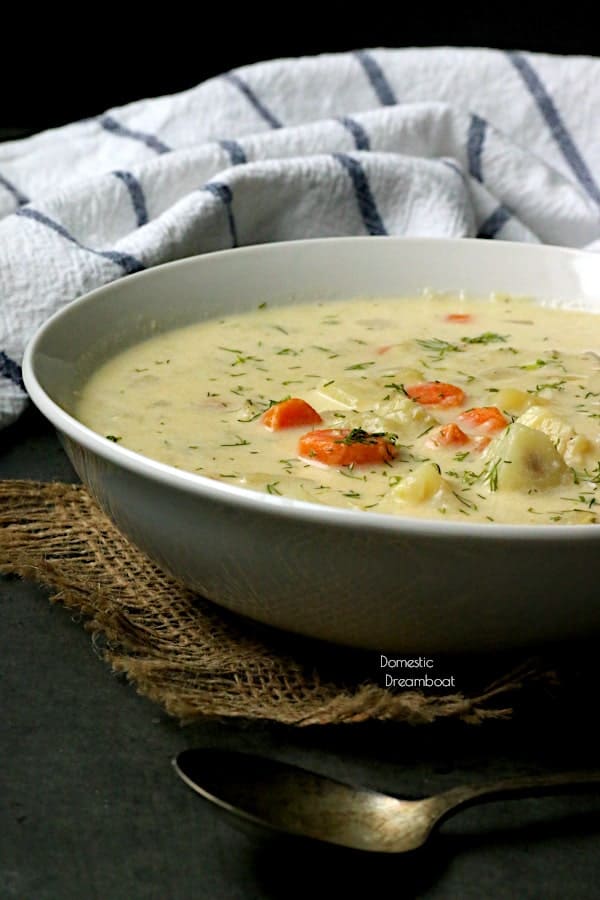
[23,237,600,652]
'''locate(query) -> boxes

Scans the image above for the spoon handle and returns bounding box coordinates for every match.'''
[431,770,600,819]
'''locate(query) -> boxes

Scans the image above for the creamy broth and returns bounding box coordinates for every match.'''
[76,295,600,525]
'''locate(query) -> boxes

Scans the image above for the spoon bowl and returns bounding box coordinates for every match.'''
[173,749,600,854]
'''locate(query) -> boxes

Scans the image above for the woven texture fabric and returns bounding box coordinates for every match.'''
[0,479,568,726]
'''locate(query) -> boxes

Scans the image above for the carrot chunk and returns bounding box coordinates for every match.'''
[262,398,323,430]
[457,406,509,434]
[427,422,470,448]
[405,381,466,408]
[298,428,397,466]
[444,313,472,323]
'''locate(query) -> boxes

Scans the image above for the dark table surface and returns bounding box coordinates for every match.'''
[2,406,600,900]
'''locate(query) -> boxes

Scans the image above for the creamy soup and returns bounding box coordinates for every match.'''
[75,294,600,525]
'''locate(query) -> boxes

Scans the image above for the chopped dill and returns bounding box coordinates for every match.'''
[337,428,398,446]
[220,436,251,447]
[345,361,375,371]
[416,337,462,359]
[461,332,508,345]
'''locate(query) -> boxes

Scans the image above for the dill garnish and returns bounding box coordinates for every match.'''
[384,382,408,395]
[345,361,375,371]
[337,428,398,446]
[461,332,508,345]
[483,459,501,492]
[416,338,462,359]
[220,436,251,447]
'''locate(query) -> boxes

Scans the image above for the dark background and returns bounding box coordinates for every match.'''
[1,15,597,137]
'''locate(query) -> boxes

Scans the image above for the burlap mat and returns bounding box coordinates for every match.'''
[0,480,576,726]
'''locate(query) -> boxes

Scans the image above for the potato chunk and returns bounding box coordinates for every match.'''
[517,405,592,465]
[371,395,438,438]
[320,391,439,441]
[483,423,568,492]
[494,387,530,415]
[316,379,375,411]
[392,462,448,504]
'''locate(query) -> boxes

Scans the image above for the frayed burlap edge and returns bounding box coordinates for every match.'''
[0,480,559,726]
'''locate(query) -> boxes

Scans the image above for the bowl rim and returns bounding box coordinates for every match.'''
[23,235,600,543]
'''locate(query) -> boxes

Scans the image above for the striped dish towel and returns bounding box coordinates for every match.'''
[2,47,600,428]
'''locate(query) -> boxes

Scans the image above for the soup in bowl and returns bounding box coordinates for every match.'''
[23,237,600,651]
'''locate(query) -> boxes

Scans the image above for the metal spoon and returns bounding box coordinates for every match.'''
[173,749,600,854]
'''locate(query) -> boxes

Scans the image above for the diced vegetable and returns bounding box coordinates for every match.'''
[317,379,375,410]
[495,387,530,415]
[298,428,397,466]
[427,422,470,447]
[392,462,448,503]
[445,313,472,323]
[405,382,466,407]
[517,405,594,466]
[262,398,323,430]
[457,406,509,434]
[482,423,568,491]
[366,393,437,439]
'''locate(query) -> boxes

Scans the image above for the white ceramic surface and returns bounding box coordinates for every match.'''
[23,237,600,652]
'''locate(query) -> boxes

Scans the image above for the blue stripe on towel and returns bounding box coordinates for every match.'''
[99,115,172,155]
[113,171,149,227]
[441,158,467,183]
[334,153,387,236]
[98,249,146,274]
[16,207,145,275]
[0,351,25,389]
[203,182,238,247]
[507,52,600,208]
[0,172,29,206]
[338,116,371,150]
[354,51,397,106]
[467,114,487,183]
[219,140,247,165]
[477,205,512,239]
[224,73,282,129]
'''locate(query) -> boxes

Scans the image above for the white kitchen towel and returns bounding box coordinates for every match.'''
[2,47,600,428]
